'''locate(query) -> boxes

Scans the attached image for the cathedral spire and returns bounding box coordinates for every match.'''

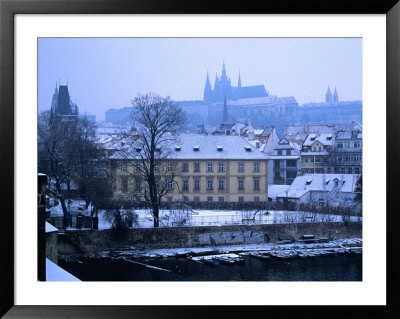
[325,86,332,103]
[203,71,212,101]
[223,95,228,123]
[238,71,242,88]
[333,87,339,102]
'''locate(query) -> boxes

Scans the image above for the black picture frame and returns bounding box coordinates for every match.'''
[1,0,399,318]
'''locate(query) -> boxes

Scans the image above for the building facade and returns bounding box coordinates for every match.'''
[300,133,334,174]
[110,135,269,204]
[268,138,300,185]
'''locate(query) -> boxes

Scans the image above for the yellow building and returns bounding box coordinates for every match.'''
[110,134,269,204]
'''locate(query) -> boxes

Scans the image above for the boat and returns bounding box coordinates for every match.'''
[213,256,235,265]
[231,256,245,265]
[249,252,271,261]
[202,258,220,266]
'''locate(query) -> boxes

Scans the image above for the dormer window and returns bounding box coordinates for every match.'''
[193,145,199,151]
[245,146,252,152]
[327,135,332,140]
[306,179,312,185]
[217,146,223,152]
[175,146,181,151]
[155,147,161,152]
[135,147,142,152]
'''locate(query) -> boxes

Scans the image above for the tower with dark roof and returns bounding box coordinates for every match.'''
[203,72,212,101]
[50,83,79,118]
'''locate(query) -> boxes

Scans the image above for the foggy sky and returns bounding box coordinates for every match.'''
[38,38,362,121]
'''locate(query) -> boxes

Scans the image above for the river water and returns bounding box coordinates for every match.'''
[58,253,362,281]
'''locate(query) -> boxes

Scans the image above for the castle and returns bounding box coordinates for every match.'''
[203,62,269,102]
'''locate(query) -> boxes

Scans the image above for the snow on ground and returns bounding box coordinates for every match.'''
[65,237,362,261]
[97,209,362,230]
[46,258,80,281]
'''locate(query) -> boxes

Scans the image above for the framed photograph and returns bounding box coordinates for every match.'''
[1,0,398,317]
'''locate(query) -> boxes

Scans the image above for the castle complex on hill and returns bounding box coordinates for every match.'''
[203,62,269,102]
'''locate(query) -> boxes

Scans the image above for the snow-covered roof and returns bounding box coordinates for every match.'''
[111,134,268,160]
[336,131,362,140]
[277,174,361,199]
[268,184,290,199]
[285,124,346,137]
[303,133,335,147]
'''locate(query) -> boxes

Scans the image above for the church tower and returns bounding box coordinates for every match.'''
[325,86,332,103]
[203,72,212,101]
[222,95,228,123]
[50,82,59,115]
[333,87,339,102]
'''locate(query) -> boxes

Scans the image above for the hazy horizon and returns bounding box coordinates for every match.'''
[38,38,362,121]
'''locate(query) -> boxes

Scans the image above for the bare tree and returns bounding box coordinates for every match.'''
[38,111,111,227]
[115,93,186,227]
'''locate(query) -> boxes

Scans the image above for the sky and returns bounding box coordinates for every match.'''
[38,38,362,122]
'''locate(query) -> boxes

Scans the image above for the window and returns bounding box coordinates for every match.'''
[121,177,128,191]
[183,196,189,202]
[337,143,343,149]
[182,179,189,190]
[253,179,260,190]
[135,164,141,172]
[354,142,361,148]
[287,160,296,167]
[238,196,244,203]
[277,150,282,155]
[167,162,173,172]
[253,162,260,172]
[286,150,291,155]
[238,179,244,190]
[167,179,173,190]
[218,162,224,172]
[207,196,213,202]
[218,179,224,190]
[207,179,213,190]
[167,196,172,203]
[182,162,189,172]
[194,179,200,190]
[254,196,260,202]
[218,197,224,203]
[194,196,200,202]
[207,162,213,172]
[315,157,321,163]
[155,179,160,190]
[347,168,353,174]
[154,163,159,172]
[318,147,322,152]
[344,142,350,148]
[135,178,141,190]
[238,162,244,172]
[194,162,200,172]
[355,167,360,174]
[121,162,127,171]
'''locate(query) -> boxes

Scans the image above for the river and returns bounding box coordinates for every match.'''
[58,253,362,281]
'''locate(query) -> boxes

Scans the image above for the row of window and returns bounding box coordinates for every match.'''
[167,196,261,203]
[337,141,361,149]
[121,161,261,173]
[121,177,261,191]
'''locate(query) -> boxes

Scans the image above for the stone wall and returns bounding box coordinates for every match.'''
[59,222,362,254]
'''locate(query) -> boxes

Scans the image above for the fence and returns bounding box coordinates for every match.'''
[131,210,358,228]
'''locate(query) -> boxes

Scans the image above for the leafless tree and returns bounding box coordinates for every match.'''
[38,111,110,227]
[116,93,186,227]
